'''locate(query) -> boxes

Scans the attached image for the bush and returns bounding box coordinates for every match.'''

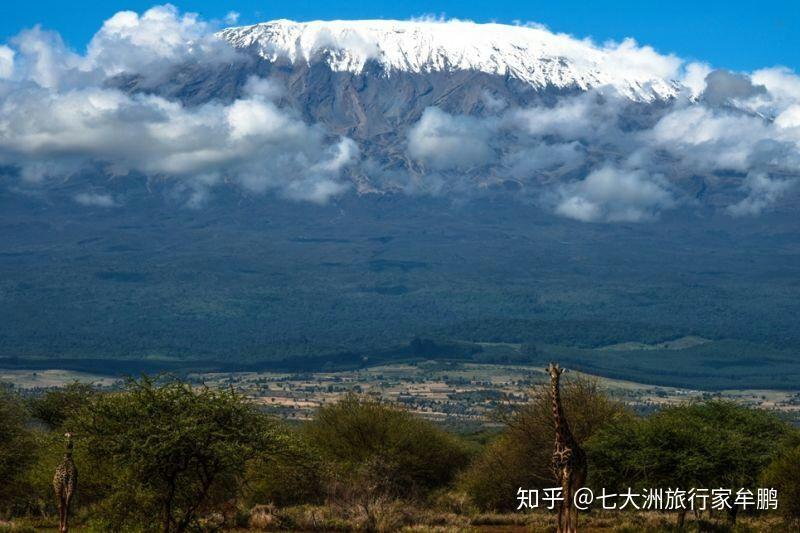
[245,427,326,507]
[0,388,36,517]
[305,394,470,499]
[761,443,800,526]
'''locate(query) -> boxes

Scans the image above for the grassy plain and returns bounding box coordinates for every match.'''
[6,361,797,425]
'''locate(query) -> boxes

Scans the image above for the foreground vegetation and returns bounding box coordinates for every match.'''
[1,375,800,532]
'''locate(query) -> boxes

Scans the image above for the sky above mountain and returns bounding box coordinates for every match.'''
[3,0,799,72]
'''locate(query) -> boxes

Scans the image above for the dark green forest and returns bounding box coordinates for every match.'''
[2,188,800,390]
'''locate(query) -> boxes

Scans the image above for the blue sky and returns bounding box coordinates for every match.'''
[2,0,799,72]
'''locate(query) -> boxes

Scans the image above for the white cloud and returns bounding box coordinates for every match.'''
[751,67,800,110]
[646,97,800,178]
[775,105,800,130]
[555,166,674,223]
[1,5,799,219]
[601,38,682,83]
[0,82,356,202]
[85,4,237,78]
[224,11,240,25]
[403,71,800,221]
[242,75,283,99]
[310,28,380,64]
[397,21,800,222]
[648,106,766,171]
[8,26,84,89]
[503,142,584,178]
[2,5,240,91]
[0,5,357,205]
[509,92,620,140]
[480,90,507,113]
[407,107,495,170]
[74,192,117,207]
[0,46,14,79]
[680,62,712,97]
[727,172,795,217]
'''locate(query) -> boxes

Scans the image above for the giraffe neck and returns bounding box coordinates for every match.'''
[64,437,74,460]
[551,374,575,448]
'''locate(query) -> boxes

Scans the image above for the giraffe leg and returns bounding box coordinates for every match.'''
[64,493,71,533]
[58,495,65,533]
[570,491,578,533]
[562,469,573,533]
[556,499,564,533]
[565,484,573,533]
[561,474,570,533]
[573,500,579,533]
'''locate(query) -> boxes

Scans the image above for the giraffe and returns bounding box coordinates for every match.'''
[547,362,587,533]
[53,432,78,533]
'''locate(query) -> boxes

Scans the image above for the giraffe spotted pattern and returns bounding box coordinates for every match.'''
[53,432,78,533]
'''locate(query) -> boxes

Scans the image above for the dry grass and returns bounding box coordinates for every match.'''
[249,504,280,530]
[242,505,793,532]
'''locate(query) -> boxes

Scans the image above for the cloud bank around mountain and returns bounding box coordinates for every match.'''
[0,5,357,206]
[0,4,798,221]
[407,73,800,221]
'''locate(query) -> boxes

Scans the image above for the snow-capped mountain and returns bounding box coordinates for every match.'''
[218,19,682,102]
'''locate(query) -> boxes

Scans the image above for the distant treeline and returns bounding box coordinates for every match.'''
[0,337,527,375]
[5,330,800,391]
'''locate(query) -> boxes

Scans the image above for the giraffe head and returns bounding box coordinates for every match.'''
[64,432,74,451]
[546,362,566,381]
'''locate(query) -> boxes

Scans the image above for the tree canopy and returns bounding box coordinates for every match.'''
[73,376,282,533]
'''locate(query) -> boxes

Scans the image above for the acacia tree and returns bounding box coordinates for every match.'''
[28,381,97,429]
[74,376,282,533]
[587,401,794,527]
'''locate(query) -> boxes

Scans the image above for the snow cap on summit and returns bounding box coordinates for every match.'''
[218,19,682,102]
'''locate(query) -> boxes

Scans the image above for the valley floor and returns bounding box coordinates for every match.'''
[4,362,799,426]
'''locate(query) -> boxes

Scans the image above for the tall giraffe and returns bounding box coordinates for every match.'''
[547,362,587,533]
[53,432,78,533]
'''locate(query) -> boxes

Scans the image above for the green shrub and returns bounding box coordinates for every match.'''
[761,443,800,526]
[306,393,470,499]
[0,388,37,517]
[245,427,326,507]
